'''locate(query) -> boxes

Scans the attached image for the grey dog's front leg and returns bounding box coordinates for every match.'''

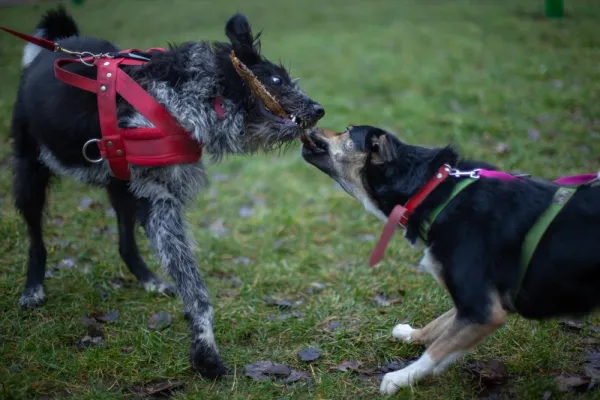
[141,196,227,378]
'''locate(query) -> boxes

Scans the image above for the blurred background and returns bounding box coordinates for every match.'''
[1,1,599,399]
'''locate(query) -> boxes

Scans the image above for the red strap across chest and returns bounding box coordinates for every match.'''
[369,165,451,267]
[54,49,206,180]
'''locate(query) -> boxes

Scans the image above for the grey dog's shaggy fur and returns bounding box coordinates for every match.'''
[11,6,324,377]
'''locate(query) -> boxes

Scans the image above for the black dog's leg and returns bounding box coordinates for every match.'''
[13,157,52,308]
[139,196,227,378]
[106,181,175,296]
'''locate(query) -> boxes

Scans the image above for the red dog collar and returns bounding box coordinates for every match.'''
[369,164,452,267]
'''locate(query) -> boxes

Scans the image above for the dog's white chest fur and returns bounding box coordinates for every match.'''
[419,247,444,285]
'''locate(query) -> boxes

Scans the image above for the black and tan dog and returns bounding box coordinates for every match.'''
[301,125,600,395]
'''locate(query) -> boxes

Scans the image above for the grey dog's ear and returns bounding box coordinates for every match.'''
[225,13,262,64]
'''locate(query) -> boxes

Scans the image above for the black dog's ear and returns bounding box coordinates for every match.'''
[225,13,261,64]
[370,131,399,163]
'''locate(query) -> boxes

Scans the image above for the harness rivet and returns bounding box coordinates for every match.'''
[106,72,112,78]
[107,141,113,147]
[116,150,123,156]
[104,61,110,66]
[437,173,443,179]
[100,85,107,92]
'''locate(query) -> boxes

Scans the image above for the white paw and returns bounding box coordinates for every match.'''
[19,285,45,309]
[380,369,414,395]
[392,324,414,342]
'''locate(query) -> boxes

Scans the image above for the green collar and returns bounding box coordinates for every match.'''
[418,179,576,301]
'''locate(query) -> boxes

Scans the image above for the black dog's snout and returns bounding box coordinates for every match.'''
[312,104,325,119]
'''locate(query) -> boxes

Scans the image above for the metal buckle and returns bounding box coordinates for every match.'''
[449,168,481,179]
[82,139,103,163]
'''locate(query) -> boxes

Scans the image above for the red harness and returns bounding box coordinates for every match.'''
[2,25,226,181]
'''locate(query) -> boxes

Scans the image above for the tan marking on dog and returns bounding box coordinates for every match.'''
[427,292,507,363]
[381,292,507,394]
[410,307,456,346]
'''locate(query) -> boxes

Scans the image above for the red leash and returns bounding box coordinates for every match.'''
[1,25,228,180]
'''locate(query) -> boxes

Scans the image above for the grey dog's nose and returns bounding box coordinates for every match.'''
[312,104,325,119]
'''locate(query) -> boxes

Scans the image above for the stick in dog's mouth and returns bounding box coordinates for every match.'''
[230,51,315,146]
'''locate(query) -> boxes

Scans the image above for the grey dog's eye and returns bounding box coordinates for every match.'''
[271,76,282,85]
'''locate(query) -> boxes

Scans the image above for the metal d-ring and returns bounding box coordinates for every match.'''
[82,139,103,163]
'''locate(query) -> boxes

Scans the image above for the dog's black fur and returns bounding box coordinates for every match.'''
[11,6,324,377]
[302,125,600,392]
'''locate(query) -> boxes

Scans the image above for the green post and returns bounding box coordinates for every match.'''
[545,0,564,18]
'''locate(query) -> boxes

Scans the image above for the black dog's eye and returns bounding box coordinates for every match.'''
[271,76,282,85]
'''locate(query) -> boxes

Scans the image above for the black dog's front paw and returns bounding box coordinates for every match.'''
[190,340,229,378]
[19,285,46,309]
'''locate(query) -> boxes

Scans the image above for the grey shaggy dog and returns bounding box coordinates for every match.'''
[11,7,324,377]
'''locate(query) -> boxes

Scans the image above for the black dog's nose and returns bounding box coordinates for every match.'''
[312,104,325,119]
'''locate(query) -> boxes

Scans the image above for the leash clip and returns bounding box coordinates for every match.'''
[450,168,481,179]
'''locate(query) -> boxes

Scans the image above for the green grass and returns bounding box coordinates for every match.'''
[1,0,600,398]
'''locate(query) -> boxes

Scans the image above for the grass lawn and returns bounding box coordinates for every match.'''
[1,0,600,398]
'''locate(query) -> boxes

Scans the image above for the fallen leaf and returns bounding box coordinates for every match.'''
[358,234,375,242]
[212,173,229,182]
[449,100,463,113]
[209,218,228,237]
[298,347,321,362]
[266,311,305,322]
[330,360,362,372]
[244,360,292,382]
[582,337,599,346]
[282,369,310,384]
[556,375,592,392]
[239,206,255,218]
[75,336,92,350]
[373,294,402,307]
[78,197,96,211]
[560,320,584,331]
[76,334,103,349]
[234,256,253,265]
[494,143,510,154]
[307,282,326,294]
[148,312,172,331]
[56,257,76,270]
[109,277,125,290]
[263,296,298,309]
[252,195,266,208]
[272,238,288,250]
[121,345,134,355]
[377,359,411,373]
[465,358,508,385]
[81,316,104,338]
[527,128,541,141]
[588,326,600,334]
[145,380,184,396]
[91,310,119,323]
[326,321,342,332]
